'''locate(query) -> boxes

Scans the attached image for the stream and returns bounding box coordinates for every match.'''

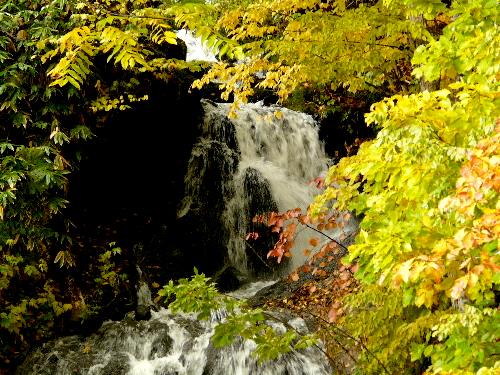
[18,100,338,374]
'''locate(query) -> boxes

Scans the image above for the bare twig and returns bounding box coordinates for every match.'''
[300,309,391,375]
[303,223,349,252]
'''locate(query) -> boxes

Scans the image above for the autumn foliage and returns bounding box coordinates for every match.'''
[1,0,499,373]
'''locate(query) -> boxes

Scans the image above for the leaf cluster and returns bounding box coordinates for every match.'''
[191,0,446,112]
[307,1,499,373]
[158,269,319,362]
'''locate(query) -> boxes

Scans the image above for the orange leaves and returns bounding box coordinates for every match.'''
[440,123,500,218]
[328,301,342,323]
[256,207,349,265]
[298,215,310,225]
[266,226,296,263]
[309,237,319,247]
[310,176,325,189]
[266,265,357,326]
[325,222,337,230]
[311,267,327,277]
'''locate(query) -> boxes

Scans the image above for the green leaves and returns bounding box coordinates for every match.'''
[423,306,500,373]
[412,0,500,86]
[307,1,499,373]
[159,270,319,362]
[159,269,231,320]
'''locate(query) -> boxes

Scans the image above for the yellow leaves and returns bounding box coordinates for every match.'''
[44,27,96,89]
[90,94,148,112]
[150,24,177,45]
[415,280,438,308]
[45,5,191,90]
[59,26,93,53]
[52,301,73,317]
[100,26,149,70]
[16,29,28,41]
[193,58,301,111]
[393,259,413,286]
[54,250,75,268]
[202,0,421,98]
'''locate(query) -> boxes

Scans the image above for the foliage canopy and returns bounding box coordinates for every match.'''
[0,0,498,373]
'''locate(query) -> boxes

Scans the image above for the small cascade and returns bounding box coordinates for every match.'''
[223,102,329,273]
[17,100,345,374]
[137,282,153,308]
[179,100,329,275]
[17,282,332,375]
[135,266,153,321]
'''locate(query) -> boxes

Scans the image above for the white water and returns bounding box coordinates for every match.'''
[210,103,330,272]
[176,29,218,62]
[21,281,331,375]
[18,101,349,375]
[177,100,330,273]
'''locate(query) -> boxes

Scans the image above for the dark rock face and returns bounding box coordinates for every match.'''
[136,305,152,321]
[174,140,240,275]
[243,168,277,216]
[214,266,244,292]
[66,69,230,306]
[16,316,176,375]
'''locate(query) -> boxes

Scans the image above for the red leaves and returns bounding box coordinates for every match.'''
[249,208,351,271]
[311,176,325,189]
[325,222,337,230]
[245,232,259,240]
[264,211,301,263]
[298,215,310,224]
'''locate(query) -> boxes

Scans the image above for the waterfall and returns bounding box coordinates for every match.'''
[17,100,338,374]
[222,102,328,272]
[179,100,329,274]
[17,281,332,375]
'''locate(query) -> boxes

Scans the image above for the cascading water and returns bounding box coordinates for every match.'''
[17,281,332,375]
[223,103,329,272]
[179,100,329,274]
[18,101,340,375]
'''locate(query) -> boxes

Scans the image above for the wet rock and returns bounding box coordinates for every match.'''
[136,304,151,321]
[214,266,244,292]
[98,353,130,375]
